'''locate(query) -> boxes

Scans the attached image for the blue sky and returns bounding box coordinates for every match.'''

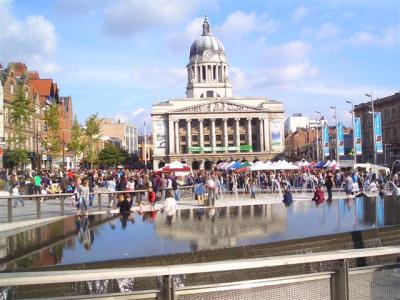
[1,0,399,131]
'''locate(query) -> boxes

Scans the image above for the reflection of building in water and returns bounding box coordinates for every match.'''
[355,197,376,225]
[155,205,287,250]
[1,214,113,271]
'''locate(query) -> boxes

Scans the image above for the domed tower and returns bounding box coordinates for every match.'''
[186,17,232,98]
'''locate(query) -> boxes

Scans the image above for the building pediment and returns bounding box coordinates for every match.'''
[173,99,264,114]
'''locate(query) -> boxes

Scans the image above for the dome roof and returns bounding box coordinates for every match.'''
[189,17,224,58]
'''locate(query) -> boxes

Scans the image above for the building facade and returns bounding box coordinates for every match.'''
[100,118,138,154]
[285,126,353,162]
[0,63,74,169]
[284,113,328,137]
[151,18,285,169]
[354,92,400,166]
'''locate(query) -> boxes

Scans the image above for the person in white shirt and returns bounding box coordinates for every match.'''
[163,191,177,216]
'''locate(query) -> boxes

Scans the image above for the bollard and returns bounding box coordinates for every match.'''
[98,194,102,211]
[332,259,349,300]
[162,275,173,300]
[36,198,41,219]
[7,198,12,223]
[60,196,65,216]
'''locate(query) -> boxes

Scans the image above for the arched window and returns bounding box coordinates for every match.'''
[202,65,206,81]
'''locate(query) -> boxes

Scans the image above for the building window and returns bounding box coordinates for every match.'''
[192,135,198,142]
[206,91,213,97]
[228,134,234,141]
[202,65,206,81]
[216,135,222,142]
[204,135,210,142]
[240,134,246,141]
[180,135,186,142]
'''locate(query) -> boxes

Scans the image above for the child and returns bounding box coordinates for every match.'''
[250,179,256,199]
[117,193,132,214]
[163,191,177,215]
[282,187,293,206]
[148,187,156,211]
[312,185,325,205]
[77,177,90,216]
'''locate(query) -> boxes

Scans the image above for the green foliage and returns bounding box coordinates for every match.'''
[68,117,84,164]
[8,84,32,148]
[98,143,127,167]
[84,113,102,168]
[7,84,32,167]
[43,102,61,158]
[4,148,29,168]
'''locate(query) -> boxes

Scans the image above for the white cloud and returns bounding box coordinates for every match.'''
[165,17,204,53]
[131,67,186,89]
[0,0,58,74]
[229,40,319,93]
[316,22,341,39]
[131,107,146,117]
[292,5,308,21]
[216,11,279,38]
[264,40,312,65]
[349,25,400,46]
[103,0,196,36]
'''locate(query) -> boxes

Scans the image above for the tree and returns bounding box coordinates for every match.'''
[98,143,127,167]
[43,102,61,161]
[84,113,101,168]
[68,117,84,167]
[7,84,32,167]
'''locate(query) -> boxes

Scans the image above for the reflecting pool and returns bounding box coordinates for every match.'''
[2,195,399,271]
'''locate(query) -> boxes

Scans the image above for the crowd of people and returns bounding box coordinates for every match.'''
[1,166,398,213]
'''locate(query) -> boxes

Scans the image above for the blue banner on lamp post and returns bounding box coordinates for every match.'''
[354,117,362,155]
[338,122,344,156]
[374,112,383,153]
[323,126,329,157]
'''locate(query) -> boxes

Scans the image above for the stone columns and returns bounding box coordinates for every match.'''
[223,118,228,151]
[259,118,264,152]
[263,117,270,151]
[235,118,240,148]
[168,119,175,154]
[174,120,180,154]
[186,119,191,153]
[211,118,216,149]
[247,118,252,148]
[199,119,204,150]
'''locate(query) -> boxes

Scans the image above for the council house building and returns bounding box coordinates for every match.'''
[151,17,285,169]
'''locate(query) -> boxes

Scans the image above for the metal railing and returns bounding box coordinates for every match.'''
[0,186,194,223]
[0,246,399,299]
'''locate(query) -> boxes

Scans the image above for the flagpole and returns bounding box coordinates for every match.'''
[144,121,147,171]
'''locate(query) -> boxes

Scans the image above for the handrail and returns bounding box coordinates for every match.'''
[0,186,195,200]
[0,246,398,286]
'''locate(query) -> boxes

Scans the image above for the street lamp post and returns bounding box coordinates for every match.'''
[144,121,147,171]
[365,93,376,164]
[315,110,321,161]
[330,105,339,163]
[346,100,356,165]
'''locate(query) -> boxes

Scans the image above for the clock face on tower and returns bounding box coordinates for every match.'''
[203,50,213,59]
